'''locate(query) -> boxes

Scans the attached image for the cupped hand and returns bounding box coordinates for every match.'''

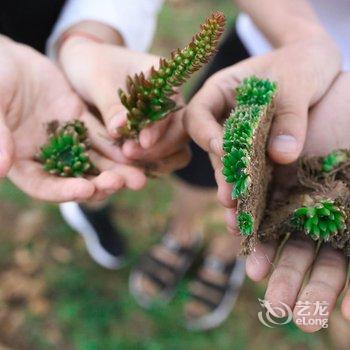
[244,72,350,332]
[184,37,342,208]
[58,36,191,174]
[0,37,146,202]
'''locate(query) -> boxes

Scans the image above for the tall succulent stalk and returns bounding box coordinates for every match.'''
[118,11,226,139]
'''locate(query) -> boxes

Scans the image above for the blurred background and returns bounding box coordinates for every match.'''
[0,0,349,349]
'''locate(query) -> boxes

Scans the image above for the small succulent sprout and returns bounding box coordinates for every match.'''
[322,150,349,173]
[38,120,98,178]
[292,200,347,241]
[236,76,277,106]
[118,11,226,138]
[238,212,255,236]
[232,174,251,199]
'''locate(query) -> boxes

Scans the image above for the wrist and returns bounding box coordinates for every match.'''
[278,23,333,48]
[57,20,125,56]
[289,32,342,67]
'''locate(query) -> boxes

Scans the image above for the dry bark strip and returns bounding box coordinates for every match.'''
[238,103,275,254]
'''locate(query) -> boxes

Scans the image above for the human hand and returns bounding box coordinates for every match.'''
[184,37,342,208]
[58,25,190,174]
[243,72,350,332]
[0,37,146,202]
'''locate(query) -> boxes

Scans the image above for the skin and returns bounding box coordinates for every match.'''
[58,21,191,174]
[235,0,329,48]
[0,36,147,202]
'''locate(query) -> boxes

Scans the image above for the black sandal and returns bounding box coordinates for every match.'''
[129,233,203,308]
[186,256,246,330]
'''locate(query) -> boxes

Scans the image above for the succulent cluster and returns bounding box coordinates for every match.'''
[222,77,277,196]
[222,77,277,238]
[322,150,349,173]
[292,200,347,241]
[38,120,97,177]
[222,105,261,198]
[118,11,226,139]
[235,76,277,106]
[238,212,255,236]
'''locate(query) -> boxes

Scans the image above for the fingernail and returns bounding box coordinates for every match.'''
[270,135,298,154]
[209,138,223,155]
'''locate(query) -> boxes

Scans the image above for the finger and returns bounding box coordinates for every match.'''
[341,284,350,322]
[268,93,308,164]
[264,234,315,310]
[87,191,112,203]
[294,245,347,333]
[152,147,191,174]
[90,151,147,192]
[184,76,234,157]
[80,111,128,164]
[123,114,188,161]
[246,241,278,281]
[8,160,95,202]
[225,208,240,236]
[0,111,14,177]
[80,71,128,138]
[139,117,171,149]
[210,153,234,208]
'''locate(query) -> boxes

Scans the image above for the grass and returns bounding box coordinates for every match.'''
[0,1,344,349]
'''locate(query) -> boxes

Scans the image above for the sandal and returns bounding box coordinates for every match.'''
[186,256,246,331]
[129,232,203,308]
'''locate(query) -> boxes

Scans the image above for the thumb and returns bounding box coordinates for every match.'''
[87,82,128,138]
[0,112,14,177]
[268,94,308,164]
[58,41,128,138]
[184,79,230,158]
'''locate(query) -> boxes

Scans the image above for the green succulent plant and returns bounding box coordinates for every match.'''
[238,212,255,236]
[222,76,277,239]
[322,150,349,173]
[236,76,277,106]
[292,200,346,241]
[38,120,98,177]
[222,77,277,199]
[222,106,259,194]
[118,11,226,139]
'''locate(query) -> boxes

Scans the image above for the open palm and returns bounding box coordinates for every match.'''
[0,38,146,202]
